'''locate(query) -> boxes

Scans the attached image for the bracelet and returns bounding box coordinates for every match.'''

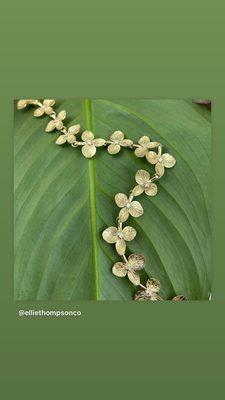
[17,99,186,301]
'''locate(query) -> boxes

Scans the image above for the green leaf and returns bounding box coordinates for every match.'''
[14,99,211,300]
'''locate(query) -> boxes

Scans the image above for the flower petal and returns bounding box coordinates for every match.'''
[43,99,55,107]
[118,208,129,222]
[121,139,133,147]
[66,134,76,144]
[162,153,176,168]
[68,124,80,134]
[150,294,161,301]
[93,138,105,147]
[146,278,160,293]
[138,136,151,146]
[115,239,126,255]
[81,130,94,141]
[129,201,144,218]
[115,193,128,208]
[135,169,150,185]
[155,162,164,177]
[45,120,56,132]
[56,135,67,145]
[134,147,147,157]
[110,130,124,141]
[172,295,187,301]
[58,110,66,120]
[128,253,145,270]
[127,270,140,286]
[34,107,45,117]
[112,262,127,277]
[132,185,144,196]
[17,99,39,109]
[145,183,158,196]
[122,226,136,241]
[134,290,149,300]
[102,227,118,243]
[82,144,96,158]
[148,141,160,149]
[17,99,28,109]
[146,151,159,164]
[28,99,39,105]
[107,143,121,154]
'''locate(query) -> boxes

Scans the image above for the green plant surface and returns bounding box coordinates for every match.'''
[14,99,211,300]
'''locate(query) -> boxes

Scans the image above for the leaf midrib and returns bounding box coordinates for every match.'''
[84,99,99,300]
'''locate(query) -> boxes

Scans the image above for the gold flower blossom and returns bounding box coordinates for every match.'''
[112,253,145,285]
[34,99,55,117]
[134,136,160,158]
[134,278,161,301]
[56,124,80,145]
[17,99,39,110]
[132,169,158,197]
[81,130,105,158]
[102,226,136,255]
[107,131,133,154]
[45,110,66,132]
[172,295,187,301]
[115,193,144,222]
[146,151,176,177]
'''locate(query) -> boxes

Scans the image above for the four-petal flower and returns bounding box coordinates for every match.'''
[146,151,176,177]
[115,193,144,222]
[132,169,158,196]
[172,295,187,301]
[45,110,66,132]
[102,226,136,255]
[107,131,133,154]
[56,124,80,145]
[134,278,161,301]
[17,99,39,109]
[34,99,55,117]
[134,136,160,158]
[112,253,145,285]
[81,130,105,158]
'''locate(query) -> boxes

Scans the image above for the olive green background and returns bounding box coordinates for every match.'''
[0,0,225,398]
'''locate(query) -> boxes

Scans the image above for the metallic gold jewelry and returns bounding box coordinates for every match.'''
[16,99,186,301]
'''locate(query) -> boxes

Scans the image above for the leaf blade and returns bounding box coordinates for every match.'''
[14,99,211,300]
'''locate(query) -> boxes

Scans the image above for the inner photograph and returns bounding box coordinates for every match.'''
[14,99,212,301]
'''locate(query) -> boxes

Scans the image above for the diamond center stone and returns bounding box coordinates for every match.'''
[118,231,124,239]
[126,263,132,271]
